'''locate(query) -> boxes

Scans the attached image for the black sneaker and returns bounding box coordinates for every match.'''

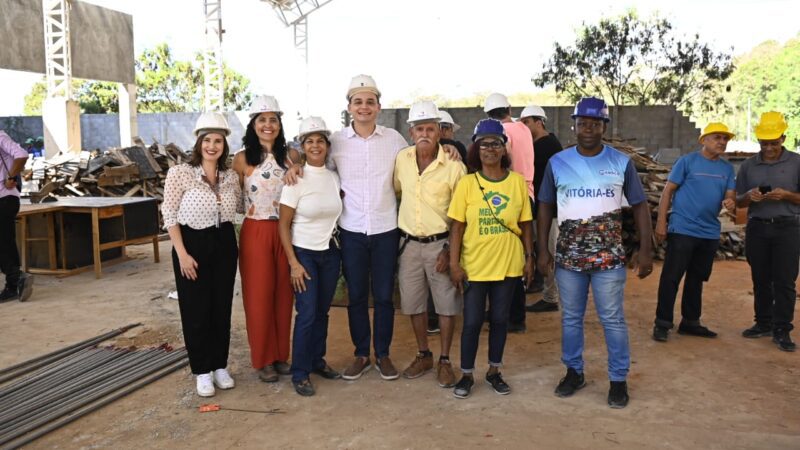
[293,378,315,397]
[0,287,18,303]
[453,375,475,399]
[652,325,669,342]
[526,300,559,313]
[426,318,440,336]
[485,372,511,395]
[554,368,586,398]
[17,274,33,302]
[312,364,342,380]
[742,323,772,339]
[608,381,629,409]
[773,330,796,352]
[507,322,526,334]
[677,322,717,338]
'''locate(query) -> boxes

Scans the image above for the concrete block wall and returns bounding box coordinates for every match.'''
[2,105,697,156]
[0,112,248,153]
[381,105,700,156]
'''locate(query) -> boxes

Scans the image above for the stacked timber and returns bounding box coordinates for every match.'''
[604,138,746,261]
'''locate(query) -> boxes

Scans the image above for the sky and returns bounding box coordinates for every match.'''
[0,0,797,136]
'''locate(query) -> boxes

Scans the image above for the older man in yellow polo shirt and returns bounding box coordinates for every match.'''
[394,101,467,388]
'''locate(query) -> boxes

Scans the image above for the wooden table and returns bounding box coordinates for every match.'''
[17,197,160,278]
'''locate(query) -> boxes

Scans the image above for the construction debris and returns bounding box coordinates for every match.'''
[22,139,190,226]
[606,138,746,261]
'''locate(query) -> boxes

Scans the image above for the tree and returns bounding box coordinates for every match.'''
[23,79,120,115]
[23,43,253,114]
[721,35,800,148]
[136,43,252,112]
[532,11,735,116]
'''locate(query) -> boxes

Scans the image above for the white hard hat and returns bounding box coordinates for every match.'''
[298,116,331,141]
[438,110,461,131]
[249,95,282,118]
[194,112,231,137]
[407,101,441,124]
[347,74,381,100]
[484,93,510,112]
[520,105,547,121]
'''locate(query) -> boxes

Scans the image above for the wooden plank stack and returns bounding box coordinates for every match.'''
[24,140,191,226]
[604,138,746,261]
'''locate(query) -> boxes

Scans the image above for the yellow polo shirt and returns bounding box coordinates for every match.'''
[394,144,466,237]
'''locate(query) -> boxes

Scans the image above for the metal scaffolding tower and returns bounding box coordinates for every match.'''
[203,0,225,112]
[42,0,73,99]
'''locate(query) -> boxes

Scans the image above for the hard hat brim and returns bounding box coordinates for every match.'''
[698,131,735,144]
[194,127,231,137]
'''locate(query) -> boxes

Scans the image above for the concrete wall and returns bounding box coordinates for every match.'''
[0,0,135,83]
[381,105,700,156]
[0,112,248,152]
[1,105,698,154]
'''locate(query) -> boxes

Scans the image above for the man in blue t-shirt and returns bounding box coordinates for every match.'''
[537,97,653,409]
[653,123,736,342]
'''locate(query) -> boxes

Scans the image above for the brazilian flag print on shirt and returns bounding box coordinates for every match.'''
[448,171,533,281]
[538,145,646,272]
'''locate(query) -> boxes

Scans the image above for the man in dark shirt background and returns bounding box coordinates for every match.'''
[520,105,563,312]
[438,111,467,162]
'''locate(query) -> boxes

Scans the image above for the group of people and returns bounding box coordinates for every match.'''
[160,73,797,409]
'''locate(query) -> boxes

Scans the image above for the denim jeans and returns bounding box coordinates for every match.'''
[340,228,399,359]
[460,277,518,372]
[290,245,342,382]
[556,266,629,381]
[655,233,719,328]
[745,218,800,332]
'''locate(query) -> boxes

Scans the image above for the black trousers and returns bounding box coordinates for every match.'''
[172,223,238,374]
[0,195,21,289]
[745,218,799,332]
[655,233,719,328]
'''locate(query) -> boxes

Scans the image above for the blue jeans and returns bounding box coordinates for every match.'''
[290,245,341,382]
[460,277,518,372]
[556,266,629,382]
[340,228,399,359]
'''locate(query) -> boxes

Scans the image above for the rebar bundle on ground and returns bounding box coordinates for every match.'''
[0,324,188,449]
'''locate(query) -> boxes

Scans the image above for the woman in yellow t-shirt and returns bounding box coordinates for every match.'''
[447,119,534,399]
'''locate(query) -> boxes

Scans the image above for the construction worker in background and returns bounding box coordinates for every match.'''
[484,93,535,334]
[0,131,34,303]
[395,101,466,389]
[736,111,800,352]
[284,75,462,380]
[438,110,467,161]
[652,123,736,342]
[537,96,653,408]
[519,105,563,312]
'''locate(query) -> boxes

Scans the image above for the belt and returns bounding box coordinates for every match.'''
[399,230,449,243]
[749,216,799,224]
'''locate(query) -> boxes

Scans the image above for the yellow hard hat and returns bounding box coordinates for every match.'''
[754,111,788,140]
[698,122,735,144]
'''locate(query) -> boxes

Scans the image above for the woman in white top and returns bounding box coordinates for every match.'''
[232,95,302,383]
[278,117,343,396]
[162,112,241,398]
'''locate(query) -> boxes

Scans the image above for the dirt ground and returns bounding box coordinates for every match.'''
[1,240,799,450]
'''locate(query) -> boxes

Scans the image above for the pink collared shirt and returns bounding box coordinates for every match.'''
[329,124,408,235]
[503,121,535,200]
[0,131,29,198]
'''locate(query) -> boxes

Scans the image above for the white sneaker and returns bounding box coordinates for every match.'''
[196,373,215,397]
[212,368,235,389]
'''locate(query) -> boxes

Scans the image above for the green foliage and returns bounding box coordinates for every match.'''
[532,11,734,116]
[136,43,252,112]
[723,35,800,148]
[23,79,119,115]
[23,43,253,115]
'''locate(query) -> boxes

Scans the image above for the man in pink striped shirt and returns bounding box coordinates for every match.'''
[0,131,34,302]
[484,93,535,333]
